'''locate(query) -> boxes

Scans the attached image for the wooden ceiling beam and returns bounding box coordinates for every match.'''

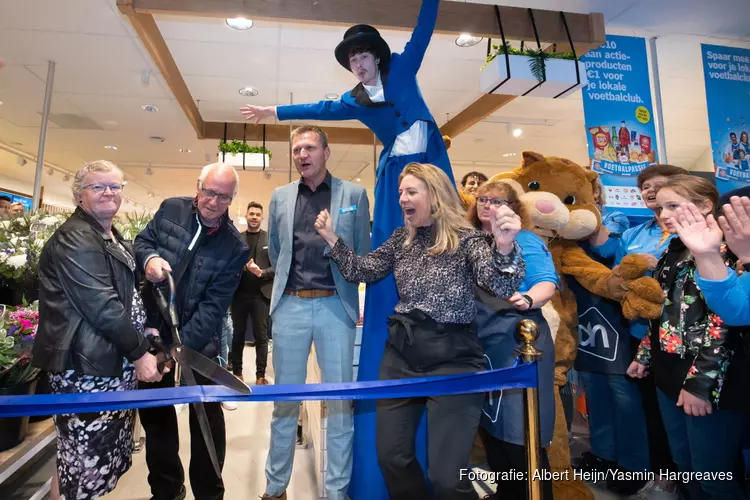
[129,0,606,53]
[117,1,206,139]
[203,122,379,146]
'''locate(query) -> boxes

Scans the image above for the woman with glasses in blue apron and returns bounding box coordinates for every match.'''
[466,180,558,499]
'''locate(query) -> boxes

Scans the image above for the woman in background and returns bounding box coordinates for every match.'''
[467,179,557,500]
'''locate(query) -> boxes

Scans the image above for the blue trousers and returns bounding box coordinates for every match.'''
[265,294,356,500]
[579,371,650,472]
[656,388,747,500]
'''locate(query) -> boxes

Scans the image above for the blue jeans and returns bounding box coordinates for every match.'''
[580,371,650,471]
[265,294,356,500]
[219,310,233,368]
[656,389,747,500]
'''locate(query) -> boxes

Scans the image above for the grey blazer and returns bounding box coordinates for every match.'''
[267,175,371,324]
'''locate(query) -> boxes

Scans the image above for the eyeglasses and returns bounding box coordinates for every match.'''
[477,197,509,207]
[83,183,124,194]
[200,187,233,204]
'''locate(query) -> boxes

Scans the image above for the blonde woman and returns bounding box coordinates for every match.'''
[314,163,525,500]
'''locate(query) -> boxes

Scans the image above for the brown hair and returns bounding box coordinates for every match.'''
[466,180,530,230]
[348,45,378,59]
[637,164,689,189]
[657,175,719,216]
[291,125,329,149]
[399,163,475,255]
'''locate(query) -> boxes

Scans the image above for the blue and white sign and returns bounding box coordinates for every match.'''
[0,190,33,212]
[581,35,658,218]
[701,44,750,194]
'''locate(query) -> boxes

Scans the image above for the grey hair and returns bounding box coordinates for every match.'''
[198,163,240,197]
[71,160,124,202]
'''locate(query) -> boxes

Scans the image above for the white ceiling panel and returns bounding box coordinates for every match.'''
[0,0,132,37]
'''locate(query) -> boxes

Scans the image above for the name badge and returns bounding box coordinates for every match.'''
[340,205,357,214]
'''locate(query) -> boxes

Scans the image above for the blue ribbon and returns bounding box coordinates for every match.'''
[0,362,537,418]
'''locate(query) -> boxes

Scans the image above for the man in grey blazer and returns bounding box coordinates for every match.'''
[263,125,371,500]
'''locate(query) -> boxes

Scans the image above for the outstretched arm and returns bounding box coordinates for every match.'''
[241,99,360,124]
[401,0,440,72]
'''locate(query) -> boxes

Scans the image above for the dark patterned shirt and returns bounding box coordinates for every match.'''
[330,226,525,324]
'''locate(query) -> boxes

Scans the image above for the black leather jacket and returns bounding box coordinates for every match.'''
[32,208,149,377]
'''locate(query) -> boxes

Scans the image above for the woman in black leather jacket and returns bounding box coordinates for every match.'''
[32,160,163,500]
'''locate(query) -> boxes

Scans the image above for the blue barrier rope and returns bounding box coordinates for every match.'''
[0,362,538,418]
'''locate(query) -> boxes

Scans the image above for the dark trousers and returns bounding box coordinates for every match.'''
[478,426,554,500]
[230,296,269,379]
[375,313,485,500]
[138,370,226,500]
[629,336,675,473]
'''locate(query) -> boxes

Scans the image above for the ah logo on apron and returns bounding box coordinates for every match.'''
[578,307,620,362]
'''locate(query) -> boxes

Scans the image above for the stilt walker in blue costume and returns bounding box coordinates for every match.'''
[240,0,450,497]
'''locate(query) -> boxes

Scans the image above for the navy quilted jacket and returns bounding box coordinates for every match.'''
[135,197,247,356]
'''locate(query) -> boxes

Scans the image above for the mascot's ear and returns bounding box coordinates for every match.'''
[490,170,519,182]
[520,151,546,169]
[583,167,600,193]
[442,135,452,150]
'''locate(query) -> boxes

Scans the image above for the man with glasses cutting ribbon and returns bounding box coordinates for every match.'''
[135,163,248,500]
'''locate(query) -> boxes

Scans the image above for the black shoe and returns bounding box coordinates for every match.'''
[573,451,618,476]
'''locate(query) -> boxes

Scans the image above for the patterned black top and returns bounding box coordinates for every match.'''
[330,226,525,324]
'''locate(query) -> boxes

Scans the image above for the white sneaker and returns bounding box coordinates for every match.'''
[221,401,238,411]
[637,481,679,500]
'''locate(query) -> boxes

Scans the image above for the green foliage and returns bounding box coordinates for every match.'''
[218,140,272,159]
[481,42,577,82]
[118,210,153,241]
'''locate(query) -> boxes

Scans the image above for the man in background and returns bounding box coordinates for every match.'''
[230,201,273,385]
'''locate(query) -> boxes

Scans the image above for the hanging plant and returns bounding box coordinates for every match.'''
[481,41,577,81]
[218,140,272,159]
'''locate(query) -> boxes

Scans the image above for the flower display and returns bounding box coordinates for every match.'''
[0,212,70,283]
[0,302,40,388]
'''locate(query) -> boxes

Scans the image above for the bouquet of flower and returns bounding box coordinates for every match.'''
[0,212,70,284]
[0,302,40,388]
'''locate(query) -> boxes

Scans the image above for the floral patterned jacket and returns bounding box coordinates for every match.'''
[635,238,740,404]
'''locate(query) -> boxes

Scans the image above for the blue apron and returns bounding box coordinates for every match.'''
[474,289,555,447]
[570,246,632,375]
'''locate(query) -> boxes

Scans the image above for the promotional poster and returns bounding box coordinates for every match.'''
[701,44,750,194]
[581,35,658,218]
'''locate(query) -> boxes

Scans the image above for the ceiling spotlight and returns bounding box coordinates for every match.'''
[142,104,159,113]
[356,177,361,182]
[145,167,153,175]
[16,156,27,166]
[147,191,154,198]
[63,173,71,182]
[10,142,22,147]
[104,145,118,150]
[47,168,54,176]
[0,100,3,106]
[512,127,523,138]
[226,17,253,30]
[325,93,339,100]
[179,148,192,153]
[455,34,483,48]
[502,153,517,157]
[239,86,259,97]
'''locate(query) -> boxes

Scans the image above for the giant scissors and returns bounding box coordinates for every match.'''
[146,270,251,478]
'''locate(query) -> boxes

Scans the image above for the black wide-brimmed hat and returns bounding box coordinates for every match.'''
[334,24,391,72]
